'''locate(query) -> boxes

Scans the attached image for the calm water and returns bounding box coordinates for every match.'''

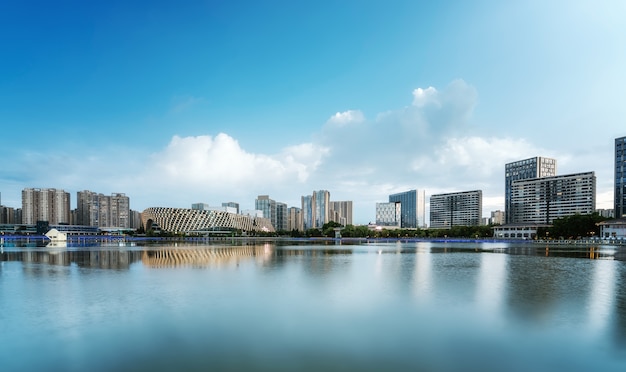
[2,240,626,371]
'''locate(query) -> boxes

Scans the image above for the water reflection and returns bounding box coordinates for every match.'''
[476,252,507,315]
[141,245,274,268]
[614,268,626,348]
[2,241,626,371]
[588,259,616,335]
[412,243,433,302]
[1,249,143,269]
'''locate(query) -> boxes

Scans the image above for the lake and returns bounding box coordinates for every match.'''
[1,240,626,371]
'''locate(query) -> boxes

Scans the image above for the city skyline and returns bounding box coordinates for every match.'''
[1,1,625,224]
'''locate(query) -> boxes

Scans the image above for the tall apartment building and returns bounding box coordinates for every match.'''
[77,191,130,228]
[0,192,16,223]
[287,207,303,231]
[505,157,556,224]
[430,190,482,228]
[616,136,626,219]
[22,188,71,225]
[509,172,596,224]
[301,195,313,230]
[129,209,143,230]
[388,189,426,228]
[490,210,505,225]
[301,190,330,229]
[0,205,17,224]
[376,202,401,227]
[330,201,353,226]
[313,190,330,228]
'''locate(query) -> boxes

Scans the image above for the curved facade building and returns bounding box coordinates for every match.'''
[141,207,275,234]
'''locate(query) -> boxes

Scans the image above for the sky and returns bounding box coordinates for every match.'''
[1,0,625,225]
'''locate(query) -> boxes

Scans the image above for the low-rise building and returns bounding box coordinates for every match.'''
[493,223,551,239]
[597,219,626,239]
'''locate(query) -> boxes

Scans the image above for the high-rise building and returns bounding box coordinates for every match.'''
[505,157,556,224]
[276,202,288,231]
[509,172,596,224]
[256,195,278,230]
[129,209,143,230]
[389,190,425,228]
[490,210,505,225]
[22,188,71,225]
[376,202,401,227]
[110,193,130,228]
[430,190,482,228]
[77,191,130,228]
[301,195,314,230]
[330,201,353,226]
[0,205,17,224]
[313,190,330,228]
[301,190,331,229]
[287,207,303,231]
[616,136,626,219]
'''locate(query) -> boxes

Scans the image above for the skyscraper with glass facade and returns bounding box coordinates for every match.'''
[313,190,330,228]
[388,189,425,228]
[616,136,626,219]
[301,190,330,229]
[505,157,556,224]
[301,195,314,230]
[256,195,277,229]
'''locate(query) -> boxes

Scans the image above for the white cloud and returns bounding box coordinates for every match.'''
[412,86,439,107]
[4,79,612,224]
[430,136,547,176]
[136,133,329,207]
[326,110,365,126]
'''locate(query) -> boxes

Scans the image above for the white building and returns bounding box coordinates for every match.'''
[376,202,401,227]
[598,219,626,239]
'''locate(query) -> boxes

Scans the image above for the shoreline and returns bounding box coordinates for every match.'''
[2,234,625,247]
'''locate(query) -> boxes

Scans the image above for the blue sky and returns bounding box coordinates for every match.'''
[1,0,625,224]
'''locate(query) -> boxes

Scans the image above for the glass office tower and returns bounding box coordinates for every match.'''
[389,189,425,228]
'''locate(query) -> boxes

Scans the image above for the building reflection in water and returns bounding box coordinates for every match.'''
[0,249,143,270]
[587,258,616,336]
[412,242,433,303]
[475,250,508,315]
[141,245,275,268]
[272,246,354,277]
[614,266,626,347]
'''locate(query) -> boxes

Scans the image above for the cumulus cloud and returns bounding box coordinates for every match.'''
[412,86,439,107]
[7,79,599,223]
[326,110,365,127]
[139,133,329,206]
[317,79,479,180]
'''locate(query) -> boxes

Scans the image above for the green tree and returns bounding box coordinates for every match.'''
[548,213,608,239]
